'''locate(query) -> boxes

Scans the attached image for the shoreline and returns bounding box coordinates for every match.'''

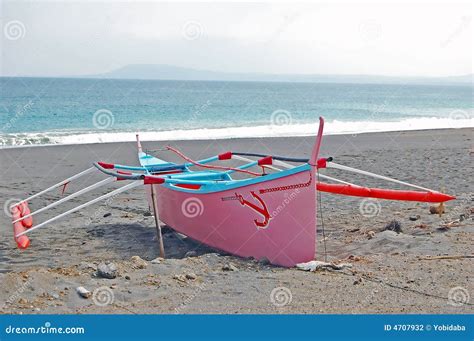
[1,126,473,150]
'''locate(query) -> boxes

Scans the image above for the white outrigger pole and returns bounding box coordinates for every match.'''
[12,177,115,224]
[10,167,96,209]
[15,181,141,238]
[11,163,144,242]
[326,162,433,192]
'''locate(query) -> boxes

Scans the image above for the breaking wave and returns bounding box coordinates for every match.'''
[1,116,473,148]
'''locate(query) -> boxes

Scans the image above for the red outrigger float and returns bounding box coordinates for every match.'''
[9,117,455,266]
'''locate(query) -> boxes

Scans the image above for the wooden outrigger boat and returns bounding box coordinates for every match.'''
[10,117,455,267]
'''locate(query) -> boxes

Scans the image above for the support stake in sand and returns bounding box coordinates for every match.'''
[150,185,165,258]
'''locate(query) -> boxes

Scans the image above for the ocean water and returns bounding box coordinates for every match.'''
[0,77,472,147]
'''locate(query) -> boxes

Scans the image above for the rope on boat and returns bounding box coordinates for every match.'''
[233,155,282,172]
[166,146,262,176]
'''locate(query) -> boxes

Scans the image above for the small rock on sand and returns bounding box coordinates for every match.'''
[97,262,118,279]
[185,251,198,258]
[409,215,420,221]
[367,231,376,239]
[429,204,445,215]
[222,263,238,271]
[384,220,402,233]
[439,220,461,229]
[151,258,163,264]
[173,274,187,282]
[185,273,197,280]
[78,262,97,271]
[76,286,91,299]
[131,256,148,269]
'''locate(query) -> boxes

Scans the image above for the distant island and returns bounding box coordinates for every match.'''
[85,64,473,85]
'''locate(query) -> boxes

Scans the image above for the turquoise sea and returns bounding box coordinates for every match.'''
[0,77,472,147]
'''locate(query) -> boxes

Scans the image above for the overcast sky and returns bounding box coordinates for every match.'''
[1,1,472,77]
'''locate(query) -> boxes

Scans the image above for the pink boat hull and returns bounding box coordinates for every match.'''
[146,169,316,267]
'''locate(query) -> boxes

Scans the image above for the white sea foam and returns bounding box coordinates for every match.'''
[1,117,473,148]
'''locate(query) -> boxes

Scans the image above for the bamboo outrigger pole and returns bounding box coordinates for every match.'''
[150,185,165,258]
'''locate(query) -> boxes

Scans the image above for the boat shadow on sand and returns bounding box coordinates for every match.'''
[86,223,223,261]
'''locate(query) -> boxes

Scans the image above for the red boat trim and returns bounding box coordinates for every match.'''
[257,156,273,166]
[218,151,232,160]
[98,162,114,169]
[144,176,165,185]
[116,170,133,181]
[317,158,328,169]
[174,183,202,190]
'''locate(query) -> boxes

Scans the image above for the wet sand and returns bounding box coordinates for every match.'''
[0,128,473,314]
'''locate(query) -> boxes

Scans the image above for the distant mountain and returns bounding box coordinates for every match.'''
[88,64,473,85]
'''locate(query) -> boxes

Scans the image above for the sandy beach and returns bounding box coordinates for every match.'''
[0,128,472,314]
